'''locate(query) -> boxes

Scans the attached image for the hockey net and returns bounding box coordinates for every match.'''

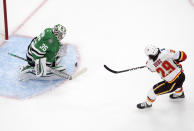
[0,0,8,43]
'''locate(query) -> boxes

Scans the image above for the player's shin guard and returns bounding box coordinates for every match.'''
[137,89,157,109]
[146,88,157,105]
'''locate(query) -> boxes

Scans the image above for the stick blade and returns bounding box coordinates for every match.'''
[104,65,118,73]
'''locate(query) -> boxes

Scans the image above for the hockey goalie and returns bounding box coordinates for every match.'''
[19,24,71,81]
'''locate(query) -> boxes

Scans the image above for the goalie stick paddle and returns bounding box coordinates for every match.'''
[104,64,146,74]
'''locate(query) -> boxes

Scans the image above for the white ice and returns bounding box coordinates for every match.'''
[0,0,194,131]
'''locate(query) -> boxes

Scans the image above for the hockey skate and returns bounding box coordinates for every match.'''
[137,102,152,109]
[169,92,185,100]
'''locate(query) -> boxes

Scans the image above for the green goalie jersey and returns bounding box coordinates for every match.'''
[27,28,61,66]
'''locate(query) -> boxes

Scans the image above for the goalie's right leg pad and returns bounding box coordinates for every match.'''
[18,65,36,81]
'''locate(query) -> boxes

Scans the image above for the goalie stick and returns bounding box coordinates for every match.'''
[8,52,86,80]
[72,67,87,79]
[104,64,146,74]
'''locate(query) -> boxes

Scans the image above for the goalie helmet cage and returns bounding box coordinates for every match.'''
[0,0,8,40]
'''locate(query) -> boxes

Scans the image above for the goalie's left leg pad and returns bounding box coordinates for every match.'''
[0,36,79,99]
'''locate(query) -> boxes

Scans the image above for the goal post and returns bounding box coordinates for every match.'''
[3,0,8,40]
[1,0,8,41]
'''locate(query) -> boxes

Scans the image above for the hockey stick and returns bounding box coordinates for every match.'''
[104,64,146,74]
[72,67,87,79]
[8,52,29,63]
[8,52,72,80]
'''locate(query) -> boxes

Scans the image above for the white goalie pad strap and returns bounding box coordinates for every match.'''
[35,58,47,77]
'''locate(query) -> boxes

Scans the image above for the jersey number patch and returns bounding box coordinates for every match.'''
[40,43,48,51]
[156,60,175,77]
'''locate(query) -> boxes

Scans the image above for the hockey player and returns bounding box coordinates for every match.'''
[19,24,71,81]
[137,45,187,109]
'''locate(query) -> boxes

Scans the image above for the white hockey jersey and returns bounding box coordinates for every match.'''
[146,48,187,83]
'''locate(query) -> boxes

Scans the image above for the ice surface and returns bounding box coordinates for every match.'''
[0,0,194,131]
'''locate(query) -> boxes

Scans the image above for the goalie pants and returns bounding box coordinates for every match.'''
[153,72,185,95]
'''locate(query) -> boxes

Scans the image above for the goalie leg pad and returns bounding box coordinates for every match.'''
[34,65,68,81]
[18,65,37,81]
[35,58,47,77]
[18,65,68,81]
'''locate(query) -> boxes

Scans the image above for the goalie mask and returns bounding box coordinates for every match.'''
[145,45,160,61]
[53,24,66,41]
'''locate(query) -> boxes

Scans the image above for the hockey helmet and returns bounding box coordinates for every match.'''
[145,45,159,59]
[53,24,66,41]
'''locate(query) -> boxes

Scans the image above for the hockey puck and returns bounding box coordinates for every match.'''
[75,62,78,67]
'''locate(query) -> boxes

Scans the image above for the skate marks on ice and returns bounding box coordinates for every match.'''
[0,35,79,99]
